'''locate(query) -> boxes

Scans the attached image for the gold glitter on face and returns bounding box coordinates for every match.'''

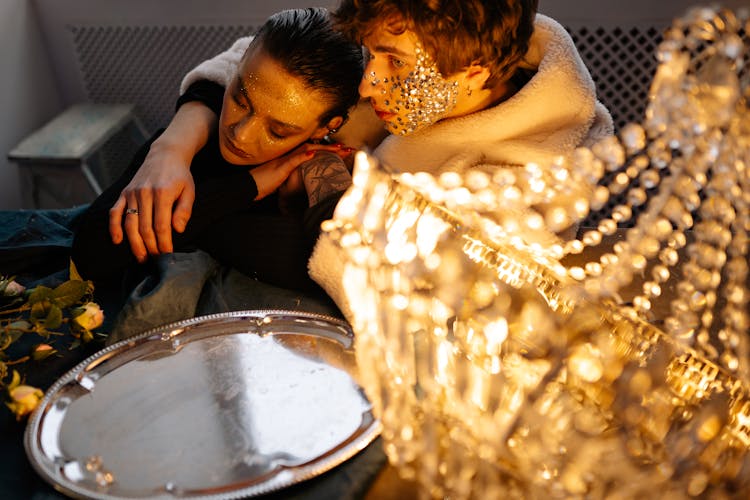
[359,31,458,135]
[218,46,331,165]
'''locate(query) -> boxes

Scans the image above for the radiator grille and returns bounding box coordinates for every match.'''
[569,25,663,130]
[70,24,256,133]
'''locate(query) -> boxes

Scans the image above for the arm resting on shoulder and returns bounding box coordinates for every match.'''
[109,100,218,260]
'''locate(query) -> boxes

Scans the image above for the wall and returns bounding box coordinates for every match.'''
[0,0,63,209]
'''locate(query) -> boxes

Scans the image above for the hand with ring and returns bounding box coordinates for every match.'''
[108,138,197,263]
[108,102,216,263]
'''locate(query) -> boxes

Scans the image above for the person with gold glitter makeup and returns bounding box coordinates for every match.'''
[71,8,366,295]
[102,0,614,319]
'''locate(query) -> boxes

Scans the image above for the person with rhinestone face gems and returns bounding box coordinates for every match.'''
[122,0,614,319]
[330,0,613,170]
[71,8,365,295]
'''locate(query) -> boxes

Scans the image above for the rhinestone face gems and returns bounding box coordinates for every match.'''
[395,44,459,135]
[365,42,459,136]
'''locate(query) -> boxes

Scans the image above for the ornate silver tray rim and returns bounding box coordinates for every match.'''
[24,310,382,499]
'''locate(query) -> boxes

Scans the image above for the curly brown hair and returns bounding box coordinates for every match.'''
[333,0,538,89]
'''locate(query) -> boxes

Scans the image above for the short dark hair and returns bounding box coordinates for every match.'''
[333,0,538,88]
[253,8,364,125]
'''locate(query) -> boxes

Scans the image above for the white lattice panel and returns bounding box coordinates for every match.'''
[569,25,663,130]
[69,24,256,133]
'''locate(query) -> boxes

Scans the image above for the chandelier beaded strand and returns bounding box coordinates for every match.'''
[560,7,750,379]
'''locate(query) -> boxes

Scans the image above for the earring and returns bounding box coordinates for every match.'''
[328,127,339,135]
[466,86,473,97]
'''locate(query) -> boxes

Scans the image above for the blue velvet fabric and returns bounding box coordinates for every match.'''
[0,206,86,285]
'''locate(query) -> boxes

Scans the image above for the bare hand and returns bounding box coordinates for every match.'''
[109,141,195,262]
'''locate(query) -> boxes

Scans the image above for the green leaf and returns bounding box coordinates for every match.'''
[69,319,84,336]
[9,370,21,390]
[30,301,49,322]
[8,320,30,330]
[50,280,90,308]
[69,260,83,282]
[1,322,24,349]
[27,285,52,305]
[44,305,63,330]
[81,330,94,343]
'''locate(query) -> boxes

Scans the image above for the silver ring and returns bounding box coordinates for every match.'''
[125,208,139,215]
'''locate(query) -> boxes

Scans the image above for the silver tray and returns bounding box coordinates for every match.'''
[25,310,381,499]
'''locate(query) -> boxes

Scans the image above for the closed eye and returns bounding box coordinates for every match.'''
[269,128,287,139]
[233,94,249,110]
[233,78,253,110]
[232,87,253,111]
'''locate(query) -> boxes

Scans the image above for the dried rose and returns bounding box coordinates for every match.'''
[3,280,25,296]
[31,343,57,361]
[73,302,104,331]
[7,384,43,420]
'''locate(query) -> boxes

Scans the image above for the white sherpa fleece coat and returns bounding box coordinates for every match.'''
[181,14,614,322]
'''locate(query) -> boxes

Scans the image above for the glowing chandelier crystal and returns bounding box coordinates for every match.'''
[321,5,749,499]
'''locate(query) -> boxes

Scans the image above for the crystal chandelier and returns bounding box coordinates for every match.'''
[321,5,749,499]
